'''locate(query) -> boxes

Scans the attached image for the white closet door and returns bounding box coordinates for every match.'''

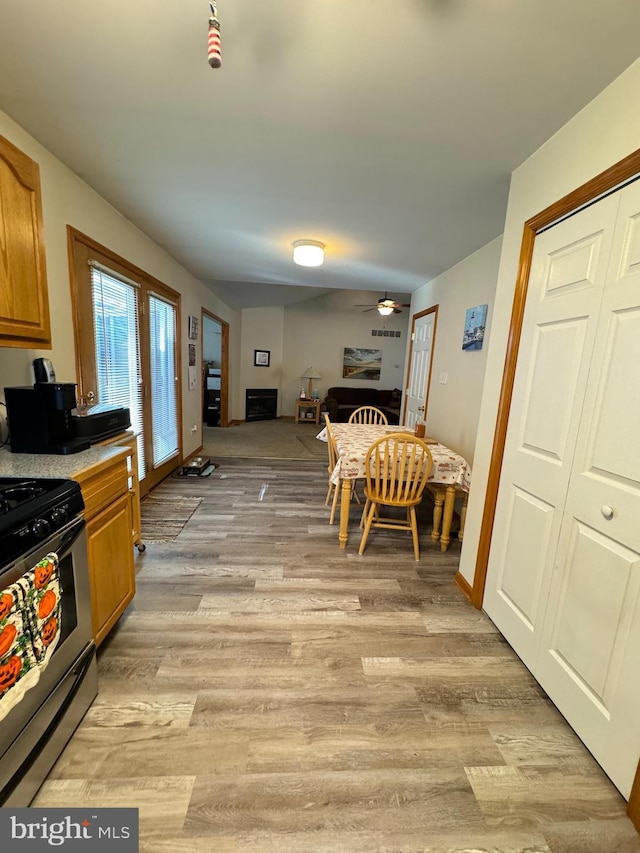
[483,193,619,670]
[537,179,640,798]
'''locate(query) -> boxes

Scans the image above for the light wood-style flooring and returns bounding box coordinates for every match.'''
[34,458,640,851]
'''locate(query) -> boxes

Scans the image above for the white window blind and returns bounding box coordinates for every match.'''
[149,293,179,468]
[90,264,146,482]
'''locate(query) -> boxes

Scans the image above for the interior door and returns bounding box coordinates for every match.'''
[483,193,619,669]
[403,306,437,429]
[535,179,640,798]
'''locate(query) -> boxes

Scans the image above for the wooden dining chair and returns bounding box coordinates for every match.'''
[348,406,388,425]
[324,415,360,524]
[324,415,340,524]
[358,433,433,561]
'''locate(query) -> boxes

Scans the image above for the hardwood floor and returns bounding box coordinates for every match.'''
[34,458,640,852]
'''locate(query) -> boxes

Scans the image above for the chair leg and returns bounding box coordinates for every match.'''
[409,506,420,561]
[360,497,370,528]
[329,479,340,525]
[358,501,377,556]
[325,482,333,506]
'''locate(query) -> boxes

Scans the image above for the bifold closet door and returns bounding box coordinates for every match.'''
[536,179,640,798]
[484,178,640,797]
[483,192,619,669]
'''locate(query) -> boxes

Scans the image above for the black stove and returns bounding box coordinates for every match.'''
[0,477,85,567]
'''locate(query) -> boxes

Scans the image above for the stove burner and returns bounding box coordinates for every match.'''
[0,477,85,566]
[0,481,48,514]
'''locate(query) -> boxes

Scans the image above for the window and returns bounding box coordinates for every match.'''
[149,293,178,468]
[90,262,145,480]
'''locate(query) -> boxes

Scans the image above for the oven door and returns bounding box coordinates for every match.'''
[0,515,97,805]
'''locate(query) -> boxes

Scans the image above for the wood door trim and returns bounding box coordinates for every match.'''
[628,759,640,830]
[67,226,183,493]
[402,304,438,426]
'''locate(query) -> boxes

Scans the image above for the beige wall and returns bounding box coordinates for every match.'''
[408,237,501,466]
[281,290,409,416]
[0,109,239,460]
[459,57,640,587]
[238,307,285,418]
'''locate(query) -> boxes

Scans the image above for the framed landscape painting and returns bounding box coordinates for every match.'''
[342,347,382,380]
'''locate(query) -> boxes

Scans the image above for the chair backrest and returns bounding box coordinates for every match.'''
[364,433,433,505]
[348,406,388,425]
[324,414,338,473]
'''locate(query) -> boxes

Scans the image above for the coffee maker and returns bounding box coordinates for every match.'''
[4,383,91,455]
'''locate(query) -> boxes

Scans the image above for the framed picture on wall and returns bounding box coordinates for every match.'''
[254,349,270,367]
[188,315,199,340]
[462,304,488,351]
[342,347,382,380]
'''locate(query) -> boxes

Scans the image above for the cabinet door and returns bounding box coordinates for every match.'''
[86,491,135,646]
[0,135,51,347]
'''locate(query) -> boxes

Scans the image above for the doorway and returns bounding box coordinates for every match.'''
[403,306,438,429]
[201,310,229,429]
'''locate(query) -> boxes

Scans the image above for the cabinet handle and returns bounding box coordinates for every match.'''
[601,505,614,520]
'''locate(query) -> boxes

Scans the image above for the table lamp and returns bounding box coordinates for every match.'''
[301,367,322,399]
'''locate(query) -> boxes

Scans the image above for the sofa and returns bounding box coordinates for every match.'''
[323,386,402,424]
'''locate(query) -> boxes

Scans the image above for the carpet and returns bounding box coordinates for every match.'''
[202,419,327,459]
[141,495,202,542]
[296,435,328,458]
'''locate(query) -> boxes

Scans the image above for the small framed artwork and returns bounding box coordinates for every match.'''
[254,349,270,367]
[188,315,199,340]
[462,304,488,351]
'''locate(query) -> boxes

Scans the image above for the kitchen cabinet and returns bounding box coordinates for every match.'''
[74,451,135,647]
[97,430,144,552]
[0,135,52,348]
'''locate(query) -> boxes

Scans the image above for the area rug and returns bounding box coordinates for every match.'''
[140,495,202,542]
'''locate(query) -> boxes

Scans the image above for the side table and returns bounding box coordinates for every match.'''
[295,399,321,425]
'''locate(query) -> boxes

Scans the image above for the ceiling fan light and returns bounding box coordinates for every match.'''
[293,240,324,267]
[377,304,394,316]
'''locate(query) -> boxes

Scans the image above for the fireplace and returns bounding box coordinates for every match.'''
[246,388,277,422]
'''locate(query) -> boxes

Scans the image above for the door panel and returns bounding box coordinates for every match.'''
[484,193,619,669]
[404,307,437,429]
[495,487,555,631]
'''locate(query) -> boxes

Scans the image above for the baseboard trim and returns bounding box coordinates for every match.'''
[454,570,473,603]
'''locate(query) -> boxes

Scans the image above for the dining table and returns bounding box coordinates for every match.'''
[317,422,472,552]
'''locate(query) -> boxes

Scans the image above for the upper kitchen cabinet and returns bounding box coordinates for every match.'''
[0,135,51,348]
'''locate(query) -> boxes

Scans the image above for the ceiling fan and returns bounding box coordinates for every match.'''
[356,293,411,315]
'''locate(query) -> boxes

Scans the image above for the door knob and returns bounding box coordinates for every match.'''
[601,505,614,520]
[417,406,425,412]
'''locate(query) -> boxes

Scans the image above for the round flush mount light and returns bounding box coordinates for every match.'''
[293,240,325,267]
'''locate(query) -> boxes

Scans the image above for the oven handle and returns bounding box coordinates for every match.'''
[22,514,86,571]
[51,515,86,560]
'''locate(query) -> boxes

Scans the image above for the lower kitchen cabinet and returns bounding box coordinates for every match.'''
[74,450,135,646]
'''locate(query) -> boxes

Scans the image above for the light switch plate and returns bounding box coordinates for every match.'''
[439,372,448,384]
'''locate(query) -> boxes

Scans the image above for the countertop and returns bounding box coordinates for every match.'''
[0,444,129,480]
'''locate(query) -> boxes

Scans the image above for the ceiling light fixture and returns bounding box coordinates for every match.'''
[377,304,394,316]
[293,240,324,267]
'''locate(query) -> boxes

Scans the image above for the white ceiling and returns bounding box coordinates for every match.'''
[1,2,640,309]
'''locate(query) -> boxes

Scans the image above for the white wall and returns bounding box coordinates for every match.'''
[408,237,501,465]
[203,317,222,365]
[281,290,409,416]
[0,110,239,460]
[459,57,640,587]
